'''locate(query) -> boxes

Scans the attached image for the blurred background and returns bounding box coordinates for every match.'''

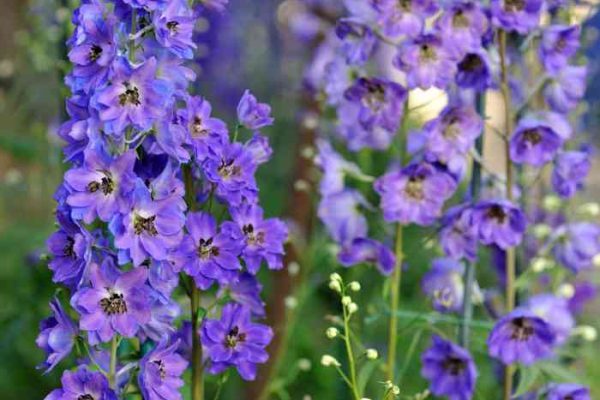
[1,0,599,399]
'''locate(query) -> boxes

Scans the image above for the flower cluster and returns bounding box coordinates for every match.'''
[306,0,595,399]
[39,0,286,398]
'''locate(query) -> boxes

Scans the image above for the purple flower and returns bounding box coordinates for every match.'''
[435,1,489,58]
[201,303,273,381]
[394,33,457,90]
[315,139,364,196]
[551,149,591,198]
[527,294,574,344]
[237,90,274,131]
[471,200,527,249]
[245,133,273,165]
[546,383,591,400]
[95,57,168,135]
[343,77,407,133]
[182,96,228,161]
[490,0,543,34]
[67,10,116,93]
[374,162,457,226]
[221,273,266,317]
[568,282,597,315]
[153,0,196,59]
[544,66,587,114]
[36,298,77,373]
[455,49,494,90]
[139,295,180,342]
[72,261,151,342]
[540,25,580,74]
[122,0,166,10]
[138,339,188,400]
[225,204,288,274]
[45,366,117,400]
[488,308,556,365]
[421,335,477,400]
[338,237,396,275]
[203,141,258,206]
[421,258,465,313]
[65,149,137,223]
[509,115,567,167]
[47,211,93,288]
[335,18,377,66]
[439,205,478,262]
[318,189,369,244]
[422,105,483,165]
[111,183,185,266]
[553,222,600,273]
[178,212,242,287]
[373,0,438,38]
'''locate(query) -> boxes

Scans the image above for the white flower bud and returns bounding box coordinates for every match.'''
[285,296,298,309]
[593,253,600,268]
[366,349,378,360]
[531,257,552,272]
[341,296,352,306]
[347,302,358,314]
[329,279,342,293]
[294,179,310,192]
[298,358,312,371]
[288,261,300,276]
[349,281,361,292]
[321,354,340,367]
[543,195,562,212]
[557,283,575,299]
[573,325,597,341]
[391,385,400,395]
[532,224,551,239]
[325,327,339,339]
[579,202,600,217]
[330,273,342,282]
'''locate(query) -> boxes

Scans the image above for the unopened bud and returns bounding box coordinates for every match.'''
[349,281,361,292]
[543,195,562,212]
[341,296,352,306]
[285,296,298,309]
[325,327,339,339]
[321,354,341,367]
[579,202,600,217]
[532,257,552,272]
[329,279,342,293]
[366,348,378,360]
[532,224,551,239]
[347,302,358,314]
[593,254,600,268]
[298,358,311,371]
[573,325,597,341]
[330,273,342,282]
[557,283,575,299]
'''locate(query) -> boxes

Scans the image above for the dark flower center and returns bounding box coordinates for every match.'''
[522,128,542,145]
[191,117,207,137]
[224,326,247,348]
[88,175,115,195]
[118,82,142,107]
[442,115,461,139]
[77,395,95,400]
[100,292,128,315]
[485,205,507,224]
[64,237,76,258]
[362,81,386,112]
[443,356,467,375]
[166,21,179,33]
[152,359,167,379]
[405,176,425,201]
[398,0,411,11]
[243,224,265,245]
[197,238,219,259]
[510,317,535,341]
[89,45,103,62]
[555,37,567,52]
[452,9,470,28]
[218,159,242,179]
[504,0,525,12]
[134,215,159,236]
[458,53,483,72]
[419,44,437,61]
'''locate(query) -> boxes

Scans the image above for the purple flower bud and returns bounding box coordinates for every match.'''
[36,298,78,373]
[551,148,591,199]
[544,66,587,114]
[237,90,274,131]
[421,258,465,313]
[338,237,396,275]
[553,222,600,274]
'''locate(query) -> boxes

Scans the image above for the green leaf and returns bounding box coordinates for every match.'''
[513,365,540,398]
[538,362,582,384]
[357,360,379,395]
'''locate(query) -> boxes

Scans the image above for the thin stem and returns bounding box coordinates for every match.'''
[499,29,516,400]
[342,304,361,400]
[386,223,403,382]
[459,94,486,347]
[108,336,118,389]
[191,286,204,400]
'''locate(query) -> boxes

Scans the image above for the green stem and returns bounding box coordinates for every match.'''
[499,29,516,400]
[459,94,486,347]
[386,223,403,382]
[108,336,118,389]
[342,305,360,400]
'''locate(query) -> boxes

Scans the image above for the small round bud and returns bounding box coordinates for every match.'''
[325,327,339,339]
[329,279,342,293]
[301,145,315,159]
[347,302,358,314]
[321,354,340,367]
[341,296,352,306]
[384,380,394,389]
[288,261,300,276]
[543,195,562,212]
[574,325,597,341]
[294,179,310,192]
[593,253,600,268]
[298,358,312,371]
[349,281,361,292]
[579,202,600,217]
[531,257,552,273]
[391,385,400,395]
[366,349,378,360]
[330,273,342,282]
[285,296,298,309]
[532,224,551,239]
[557,283,575,299]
